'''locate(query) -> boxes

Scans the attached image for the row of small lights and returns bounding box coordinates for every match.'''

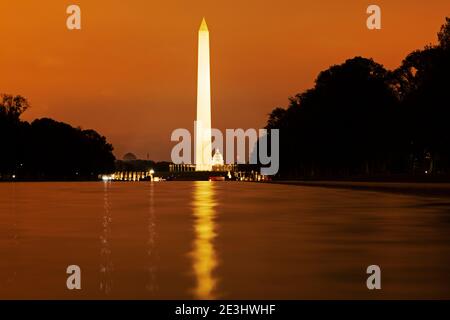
[102,169,155,182]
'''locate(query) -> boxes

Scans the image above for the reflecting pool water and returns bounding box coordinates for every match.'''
[1,181,450,299]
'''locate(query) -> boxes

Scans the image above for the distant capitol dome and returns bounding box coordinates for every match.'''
[212,149,224,166]
[123,153,137,161]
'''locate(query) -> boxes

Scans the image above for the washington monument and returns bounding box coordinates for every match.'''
[195,18,212,171]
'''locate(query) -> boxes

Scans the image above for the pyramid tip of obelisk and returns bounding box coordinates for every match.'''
[199,17,208,31]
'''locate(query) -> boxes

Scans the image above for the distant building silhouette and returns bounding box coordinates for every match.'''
[123,153,138,161]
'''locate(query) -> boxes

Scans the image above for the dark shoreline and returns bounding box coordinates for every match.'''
[266,180,450,198]
[4,179,450,198]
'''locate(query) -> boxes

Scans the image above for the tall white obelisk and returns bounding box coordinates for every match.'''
[195,18,212,171]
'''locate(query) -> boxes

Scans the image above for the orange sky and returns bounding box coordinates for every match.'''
[0,0,449,160]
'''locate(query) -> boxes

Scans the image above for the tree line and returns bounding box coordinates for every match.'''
[0,95,115,180]
[265,17,450,179]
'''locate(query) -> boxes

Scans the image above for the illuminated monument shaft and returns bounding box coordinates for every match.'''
[195,18,212,171]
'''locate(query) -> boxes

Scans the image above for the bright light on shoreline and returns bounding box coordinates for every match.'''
[102,175,113,182]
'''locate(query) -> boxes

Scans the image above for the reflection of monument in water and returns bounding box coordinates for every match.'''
[191,181,219,299]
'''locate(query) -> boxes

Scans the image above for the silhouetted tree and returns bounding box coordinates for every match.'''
[0,95,115,180]
[393,17,450,174]
[0,94,29,120]
[266,17,450,179]
[267,57,398,178]
[0,95,30,176]
[438,17,450,50]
